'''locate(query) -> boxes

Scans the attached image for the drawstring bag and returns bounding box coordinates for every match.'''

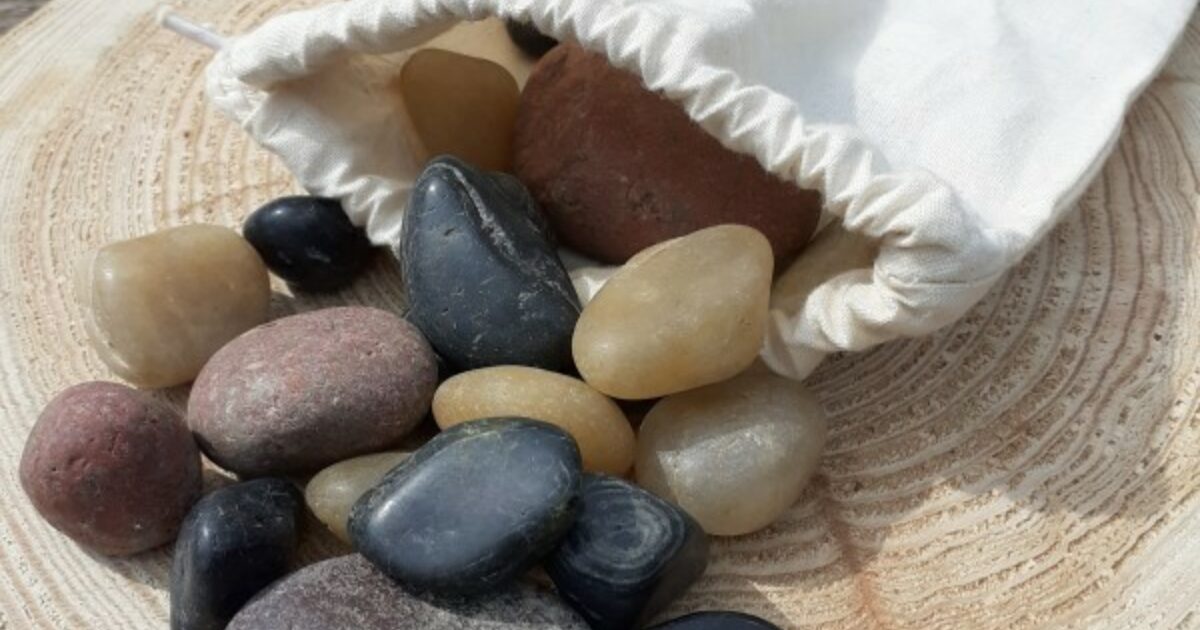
[162,0,1196,380]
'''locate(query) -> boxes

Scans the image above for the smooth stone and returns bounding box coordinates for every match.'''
[228,554,588,630]
[546,474,708,630]
[572,225,773,400]
[170,478,303,630]
[432,366,634,475]
[188,307,437,476]
[514,44,821,264]
[635,370,827,536]
[399,49,519,172]
[242,196,373,292]
[18,382,202,556]
[305,451,409,543]
[505,20,558,58]
[647,611,783,630]
[349,418,582,596]
[401,156,581,373]
[78,224,270,387]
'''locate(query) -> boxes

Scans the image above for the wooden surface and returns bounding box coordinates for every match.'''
[1,1,1199,628]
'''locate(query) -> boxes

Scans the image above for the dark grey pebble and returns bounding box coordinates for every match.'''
[647,611,784,629]
[242,196,373,292]
[505,20,559,58]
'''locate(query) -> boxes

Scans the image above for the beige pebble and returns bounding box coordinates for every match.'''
[77,225,270,388]
[572,225,773,400]
[305,451,409,543]
[771,222,878,313]
[399,48,520,171]
[635,370,827,536]
[433,366,635,475]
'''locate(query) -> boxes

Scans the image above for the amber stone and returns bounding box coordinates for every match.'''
[399,49,520,171]
[305,451,409,543]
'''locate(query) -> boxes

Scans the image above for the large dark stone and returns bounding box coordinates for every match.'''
[647,611,783,630]
[546,474,708,629]
[170,478,304,630]
[400,156,580,372]
[242,196,373,292]
[349,417,582,597]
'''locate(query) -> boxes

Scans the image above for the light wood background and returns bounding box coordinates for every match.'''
[1,1,1199,628]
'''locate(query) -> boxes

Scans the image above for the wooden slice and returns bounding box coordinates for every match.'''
[0,1,1198,628]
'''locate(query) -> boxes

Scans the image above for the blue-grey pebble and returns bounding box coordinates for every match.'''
[242,196,373,292]
[647,611,783,629]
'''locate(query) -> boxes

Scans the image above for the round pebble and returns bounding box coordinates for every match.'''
[349,418,582,597]
[242,196,372,292]
[572,225,773,400]
[647,611,783,630]
[432,366,634,475]
[635,370,827,536]
[228,554,587,629]
[305,451,409,543]
[19,382,201,556]
[170,478,303,630]
[188,307,437,476]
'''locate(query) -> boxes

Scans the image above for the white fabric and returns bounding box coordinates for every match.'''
[203,0,1195,380]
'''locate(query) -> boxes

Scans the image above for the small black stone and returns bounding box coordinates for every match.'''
[169,478,304,630]
[546,475,708,630]
[647,611,783,630]
[349,417,582,597]
[243,196,373,292]
[505,20,559,58]
[400,156,581,373]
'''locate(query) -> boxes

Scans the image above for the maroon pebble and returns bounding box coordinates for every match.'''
[19,382,202,556]
[188,307,437,477]
[513,44,822,265]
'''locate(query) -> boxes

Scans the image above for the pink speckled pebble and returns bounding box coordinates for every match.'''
[188,307,437,477]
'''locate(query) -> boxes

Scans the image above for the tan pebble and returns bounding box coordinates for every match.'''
[305,451,409,543]
[433,366,634,475]
[635,370,827,536]
[572,225,773,400]
[78,225,270,388]
[771,222,878,313]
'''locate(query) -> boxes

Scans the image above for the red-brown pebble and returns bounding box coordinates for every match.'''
[513,44,822,264]
[19,382,201,556]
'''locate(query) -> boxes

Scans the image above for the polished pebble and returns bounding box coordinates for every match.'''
[305,451,409,543]
[170,478,304,630]
[401,156,580,373]
[19,382,201,556]
[432,366,634,475]
[505,20,558,58]
[647,611,783,630]
[399,49,520,172]
[349,418,581,596]
[572,225,773,399]
[546,474,708,629]
[242,196,373,292]
[635,370,827,535]
[78,224,270,387]
[188,307,436,476]
[228,554,587,629]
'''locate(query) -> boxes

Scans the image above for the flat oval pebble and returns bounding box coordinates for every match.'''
[19,382,202,556]
[647,611,783,630]
[400,49,519,172]
[432,366,634,475]
[636,370,827,535]
[188,307,436,476]
[242,196,373,292]
[78,224,270,387]
[305,451,409,543]
[228,554,587,630]
[401,156,580,372]
[170,478,303,630]
[573,225,773,399]
[546,474,708,630]
[514,44,820,264]
[349,418,582,596]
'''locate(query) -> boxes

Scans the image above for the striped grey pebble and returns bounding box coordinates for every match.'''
[545,474,709,629]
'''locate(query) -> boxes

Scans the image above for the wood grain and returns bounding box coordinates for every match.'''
[0,1,1198,628]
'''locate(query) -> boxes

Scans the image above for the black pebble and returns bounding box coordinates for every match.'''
[505,20,559,58]
[400,156,581,373]
[349,417,582,597]
[647,611,784,630]
[546,475,708,630]
[243,196,373,292]
[169,478,304,630]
